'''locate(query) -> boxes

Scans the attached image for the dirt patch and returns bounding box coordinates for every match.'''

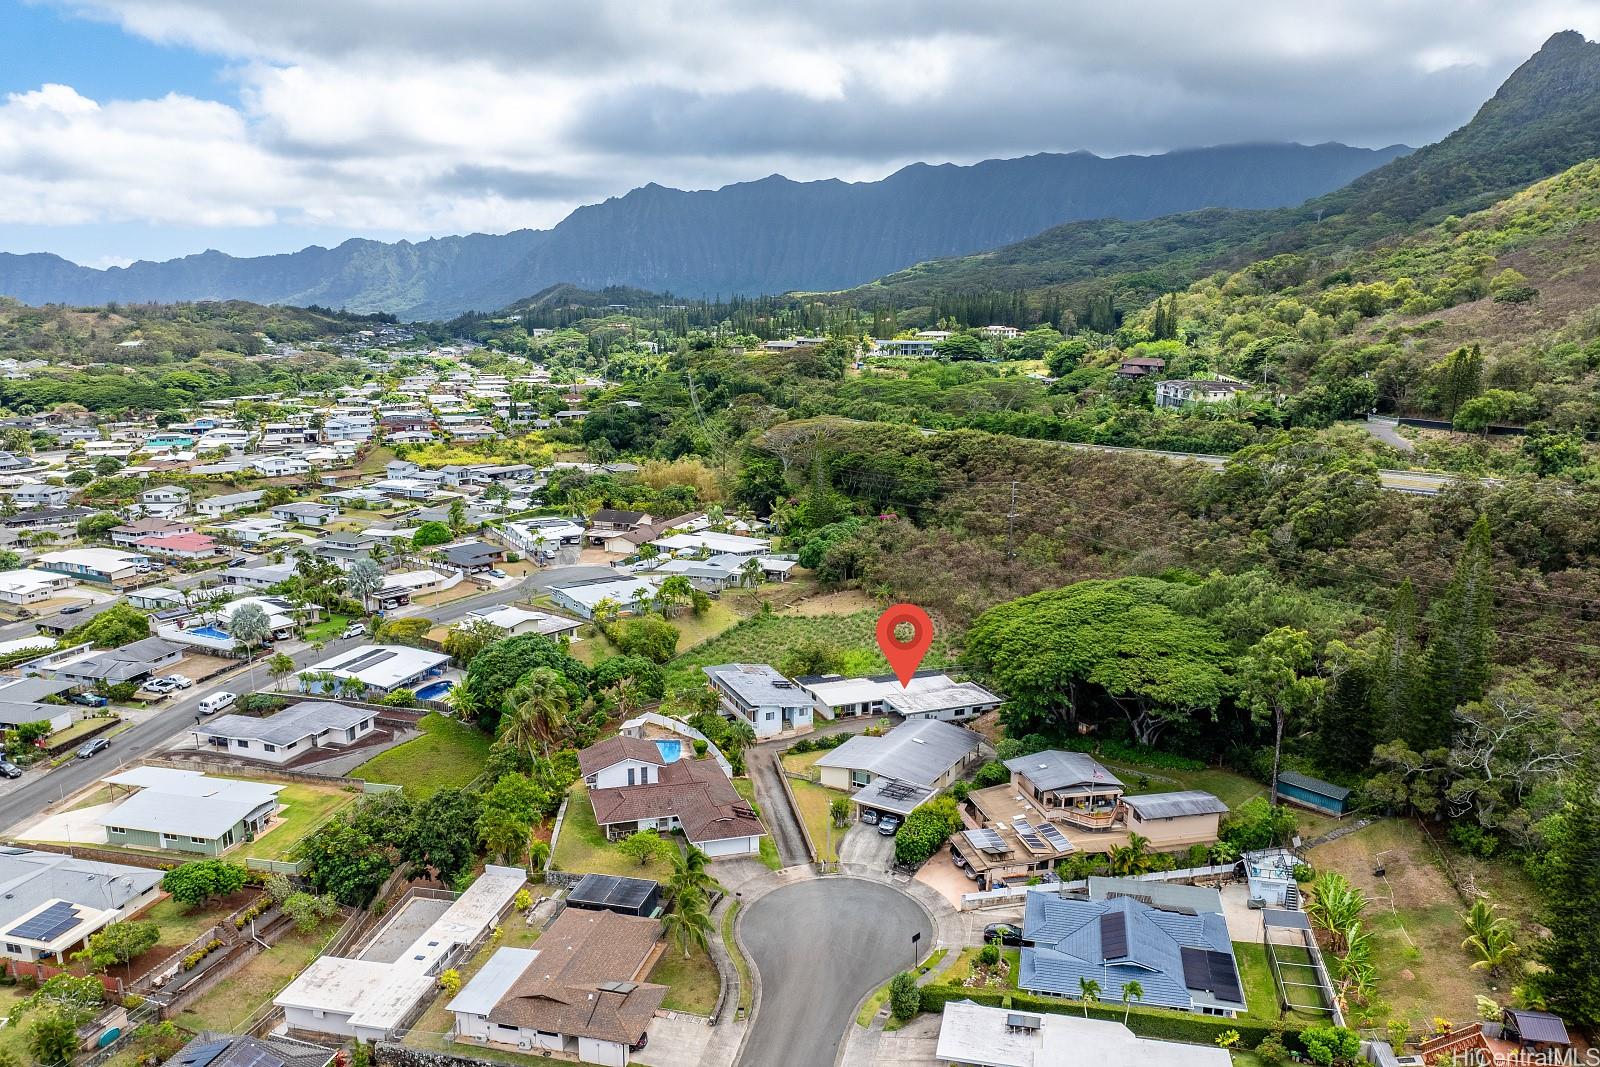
[782,589,875,616]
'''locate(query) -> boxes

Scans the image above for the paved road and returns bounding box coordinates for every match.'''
[746,749,810,868]
[739,879,931,1067]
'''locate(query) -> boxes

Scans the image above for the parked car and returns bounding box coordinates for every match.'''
[487,568,508,579]
[144,678,176,694]
[76,738,110,759]
[950,846,968,869]
[70,693,108,708]
[198,692,237,715]
[342,623,367,639]
[160,675,193,690]
[877,813,902,836]
[859,808,879,825]
[0,761,22,779]
[983,923,1023,947]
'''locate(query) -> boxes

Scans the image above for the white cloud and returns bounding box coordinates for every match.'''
[8,0,1600,259]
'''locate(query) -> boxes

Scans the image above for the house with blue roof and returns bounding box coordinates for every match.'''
[1020,890,1246,1017]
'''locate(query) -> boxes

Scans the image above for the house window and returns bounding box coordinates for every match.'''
[765,711,775,721]
[626,768,635,786]
[190,836,206,844]
[108,826,125,835]
[264,744,276,753]
[286,741,297,749]
[496,1024,520,1034]
[236,740,249,748]
[639,766,649,784]
[4,943,20,955]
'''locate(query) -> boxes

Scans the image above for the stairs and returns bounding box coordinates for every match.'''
[1283,884,1301,911]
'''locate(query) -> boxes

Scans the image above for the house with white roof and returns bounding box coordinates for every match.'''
[8,484,69,508]
[546,574,661,620]
[96,768,284,856]
[0,569,75,606]
[934,999,1230,1067]
[702,663,813,738]
[456,606,581,640]
[36,548,151,588]
[300,644,451,697]
[193,701,376,765]
[276,866,524,1043]
[650,530,770,557]
[196,490,266,517]
[798,670,1003,724]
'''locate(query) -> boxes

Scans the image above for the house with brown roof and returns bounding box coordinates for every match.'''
[447,908,663,1067]
[581,738,766,859]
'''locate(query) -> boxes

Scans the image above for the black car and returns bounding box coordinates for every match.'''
[983,923,1023,947]
[76,738,110,759]
[0,761,21,779]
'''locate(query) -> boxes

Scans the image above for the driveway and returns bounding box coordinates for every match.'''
[913,845,976,908]
[738,879,932,1067]
[838,822,894,869]
[746,749,809,868]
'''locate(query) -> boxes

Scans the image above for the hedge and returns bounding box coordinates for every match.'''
[916,985,1304,1051]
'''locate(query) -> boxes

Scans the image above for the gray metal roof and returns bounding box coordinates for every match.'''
[200,701,370,746]
[100,776,282,840]
[0,847,162,929]
[702,663,810,708]
[0,678,75,702]
[815,719,982,787]
[60,637,183,681]
[447,947,541,1016]
[1089,877,1225,914]
[1275,770,1352,800]
[1122,790,1229,820]
[1003,750,1123,792]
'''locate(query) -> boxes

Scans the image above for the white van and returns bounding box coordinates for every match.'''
[198,692,236,715]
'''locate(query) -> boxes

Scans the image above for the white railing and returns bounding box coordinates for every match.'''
[958,863,1238,910]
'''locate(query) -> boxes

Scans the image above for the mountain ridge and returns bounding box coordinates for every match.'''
[0,142,1406,319]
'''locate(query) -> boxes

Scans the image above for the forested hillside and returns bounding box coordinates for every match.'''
[848,31,1600,313]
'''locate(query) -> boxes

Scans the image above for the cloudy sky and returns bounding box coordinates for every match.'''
[3,0,1599,267]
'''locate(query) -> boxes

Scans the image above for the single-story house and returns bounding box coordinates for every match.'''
[135,532,223,560]
[0,848,163,963]
[30,637,184,686]
[36,548,151,588]
[128,586,185,611]
[221,561,297,589]
[456,605,581,640]
[300,644,450,697]
[196,490,266,517]
[271,502,340,527]
[277,866,524,1043]
[934,999,1230,1067]
[34,599,119,637]
[546,574,661,620]
[581,736,765,858]
[193,701,376,764]
[447,908,662,1067]
[97,767,284,856]
[798,669,1002,723]
[216,518,290,545]
[702,662,813,739]
[815,717,984,792]
[650,531,769,557]
[0,568,75,606]
[1020,889,1246,1017]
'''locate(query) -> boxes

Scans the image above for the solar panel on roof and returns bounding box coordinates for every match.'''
[1005,1013,1041,1031]
[964,828,1010,854]
[1207,950,1243,1005]
[8,901,82,943]
[878,780,923,801]
[1099,911,1128,959]
[220,1043,289,1067]
[1036,823,1072,852]
[1013,818,1049,853]
[1180,946,1210,990]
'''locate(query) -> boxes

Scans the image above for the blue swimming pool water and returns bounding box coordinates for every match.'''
[416,680,454,701]
[192,626,230,640]
[655,739,683,763]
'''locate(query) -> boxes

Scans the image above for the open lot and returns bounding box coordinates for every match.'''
[352,712,492,796]
[1307,818,1516,1027]
[174,921,340,1033]
[551,783,679,878]
[648,940,719,1015]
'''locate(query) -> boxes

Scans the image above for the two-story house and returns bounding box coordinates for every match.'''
[701,663,813,738]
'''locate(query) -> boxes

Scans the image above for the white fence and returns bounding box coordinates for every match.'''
[958,862,1237,910]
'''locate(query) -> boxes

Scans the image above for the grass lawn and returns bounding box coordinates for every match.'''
[731,778,781,870]
[49,717,121,747]
[1308,818,1514,1028]
[787,778,843,864]
[302,613,354,643]
[139,895,245,946]
[231,781,360,861]
[1233,940,1331,1025]
[353,713,493,797]
[175,921,339,1033]
[648,940,719,1015]
[779,749,827,778]
[721,902,753,1017]
[551,784,677,878]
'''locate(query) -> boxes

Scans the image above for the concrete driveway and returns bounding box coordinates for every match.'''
[738,878,932,1067]
[913,845,977,908]
[17,801,113,845]
[839,822,895,869]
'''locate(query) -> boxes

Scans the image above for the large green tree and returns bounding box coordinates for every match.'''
[964,578,1230,746]
[1532,752,1600,1026]
[459,634,589,731]
[1416,516,1494,748]
[1238,627,1325,807]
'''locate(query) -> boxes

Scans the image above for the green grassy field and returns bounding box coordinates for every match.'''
[352,712,493,797]
[232,782,360,861]
[302,613,354,643]
[551,784,678,878]
[648,940,719,1015]
[786,778,844,864]
[664,609,954,691]
[721,901,753,1017]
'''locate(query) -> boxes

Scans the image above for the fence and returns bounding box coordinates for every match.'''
[958,862,1238,910]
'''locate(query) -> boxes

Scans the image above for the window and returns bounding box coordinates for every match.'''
[236,739,249,748]
[286,741,297,750]
[108,826,126,835]
[496,1024,520,1034]
[765,711,775,721]
[626,767,635,786]
[263,743,277,753]
[5,943,19,954]
[639,765,649,784]
[190,836,206,844]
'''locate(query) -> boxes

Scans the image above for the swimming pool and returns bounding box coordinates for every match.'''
[191,626,230,640]
[654,739,683,763]
[416,680,454,701]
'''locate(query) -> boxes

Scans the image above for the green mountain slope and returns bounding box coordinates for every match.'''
[846,31,1600,309]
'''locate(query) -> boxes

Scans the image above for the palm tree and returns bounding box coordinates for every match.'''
[591,597,620,626]
[1121,979,1143,1022]
[668,845,723,902]
[345,559,383,613]
[336,675,367,700]
[737,558,763,589]
[296,670,316,692]
[1107,834,1151,877]
[1077,977,1101,1018]
[721,718,756,772]
[266,652,297,691]
[629,586,654,617]
[656,576,693,617]
[1461,899,1519,976]
[229,603,272,690]
[661,888,713,959]
[500,667,572,759]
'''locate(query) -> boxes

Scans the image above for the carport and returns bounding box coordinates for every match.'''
[850,776,933,823]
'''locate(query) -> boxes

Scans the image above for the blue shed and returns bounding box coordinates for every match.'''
[1274,770,1351,815]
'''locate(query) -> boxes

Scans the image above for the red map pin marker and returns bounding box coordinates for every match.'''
[877,603,934,687]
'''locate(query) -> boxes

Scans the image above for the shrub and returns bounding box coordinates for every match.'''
[978,943,1000,967]
[888,972,920,1021]
[894,796,962,867]
[1301,1025,1360,1066]
[380,689,417,707]
[972,761,1009,788]
[162,860,248,907]
[513,889,533,912]
[438,969,462,995]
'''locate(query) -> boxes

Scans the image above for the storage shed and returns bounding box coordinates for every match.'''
[1273,771,1351,815]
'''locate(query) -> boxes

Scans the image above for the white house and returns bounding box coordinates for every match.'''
[1155,379,1249,408]
[252,456,311,478]
[702,663,813,738]
[271,502,340,527]
[193,701,376,765]
[546,574,661,620]
[579,735,765,857]
[137,486,191,518]
[36,548,151,587]
[0,569,75,606]
[934,999,1230,1067]
[798,670,1003,723]
[300,644,451,697]
[455,606,581,640]
[8,484,69,508]
[0,849,163,964]
[197,490,266,517]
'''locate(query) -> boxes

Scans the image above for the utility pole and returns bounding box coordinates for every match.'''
[1005,481,1019,562]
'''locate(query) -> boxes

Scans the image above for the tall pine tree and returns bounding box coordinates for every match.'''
[1373,579,1423,747]
[1533,752,1600,1026]
[1416,517,1494,749]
